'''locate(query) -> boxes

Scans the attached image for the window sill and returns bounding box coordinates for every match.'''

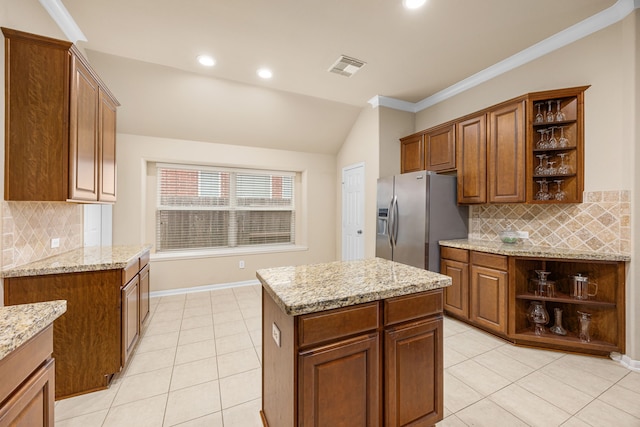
[150,244,308,262]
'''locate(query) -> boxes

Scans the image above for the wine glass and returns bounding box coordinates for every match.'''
[546,100,555,122]
[554,180,566,201]
[535,154,547,176]
[546,160,557,176]
[535,103,544,123]
[555,100,565,121]
[557,153,571,175]
[557,126,569,148]
[536,129,547,149]
[548,126,557,148]
[535,179,550,200]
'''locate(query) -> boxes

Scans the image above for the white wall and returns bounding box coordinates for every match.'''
[114,133,336,291]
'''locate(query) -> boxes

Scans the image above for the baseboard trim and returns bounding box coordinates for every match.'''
[150,279,261,298]
[610,352,640,372]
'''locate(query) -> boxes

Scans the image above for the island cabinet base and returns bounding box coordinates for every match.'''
[261,288,444,427]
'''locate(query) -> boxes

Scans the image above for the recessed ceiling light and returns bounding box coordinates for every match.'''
[197,55,215,67]
[403,0,426,9]
[257,68,273,79]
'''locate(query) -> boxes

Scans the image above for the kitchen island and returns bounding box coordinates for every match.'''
[0,300,66,426]
[257,257,452,427]
[2,245,151,399]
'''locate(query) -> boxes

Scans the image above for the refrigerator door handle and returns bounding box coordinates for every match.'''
[386,199,394,248]
[391,195,399,248]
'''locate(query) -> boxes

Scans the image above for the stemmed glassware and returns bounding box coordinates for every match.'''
[535,155,547,176]
[554,180,566,201]
[535,103,544,123]
[557,126,569,148]
[536,129,547,149]
[557,153,571,175]
[546,160,557,175]
[555,100,565,121]
[548,127,557,148]
[535,179,550,200]
[546,100,555,122]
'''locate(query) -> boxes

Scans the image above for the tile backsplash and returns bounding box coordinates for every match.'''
[469,190,631,255]
[2,201,83,269]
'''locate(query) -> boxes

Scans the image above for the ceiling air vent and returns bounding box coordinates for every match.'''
[328,55,366,77]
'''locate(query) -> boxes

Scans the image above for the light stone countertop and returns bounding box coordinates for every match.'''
[1,245,153,278]
[439,239,631,262]
[0,300,67,361]
[257,257,452,316]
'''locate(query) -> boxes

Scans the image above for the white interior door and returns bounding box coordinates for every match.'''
[342,163,365,261]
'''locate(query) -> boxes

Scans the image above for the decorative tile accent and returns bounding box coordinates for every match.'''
[1,202,83,269]
[469,191,630,255]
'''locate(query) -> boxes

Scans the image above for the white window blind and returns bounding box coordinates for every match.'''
[156,164,295,252]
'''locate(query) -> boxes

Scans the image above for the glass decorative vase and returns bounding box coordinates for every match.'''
[527,301,549,336]
[549,308,567,336]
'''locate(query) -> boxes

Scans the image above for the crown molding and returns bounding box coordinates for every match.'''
[375,0,640,113]
[39,0,87,43]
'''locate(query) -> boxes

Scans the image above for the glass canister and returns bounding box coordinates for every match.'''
[577,311,592,342]
[527,301,549,336]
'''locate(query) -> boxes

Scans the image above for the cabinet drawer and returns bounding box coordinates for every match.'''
[139,251,150,269]
[122,260,139,286]
[297,302,379,348]
[441,247,469,263]
[384,290,443,327]
[471,251,507,270]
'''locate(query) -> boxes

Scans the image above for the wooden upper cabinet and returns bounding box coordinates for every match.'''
[424,123,456,172]
[400,133,424,173]
[487,100,526,203]
[456,114,486,204]
[2,27,119,203]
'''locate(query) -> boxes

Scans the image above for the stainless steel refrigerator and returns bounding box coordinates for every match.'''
[376,171,468,271]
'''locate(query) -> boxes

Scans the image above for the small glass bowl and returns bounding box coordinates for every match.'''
[499,231,520,244]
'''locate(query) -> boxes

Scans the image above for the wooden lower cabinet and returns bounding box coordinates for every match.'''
[262,288,444,426]
[0,326,55,427]
[139,264,151,325]
[441,258,469,319]
[122,275,140,367]
[299,334,380,426]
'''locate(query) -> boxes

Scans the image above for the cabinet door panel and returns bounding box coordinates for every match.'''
[99,91,117,202]
[401,134,424,173]
[299,334,380,427]
[441,259,469,318]
[456,115,486,204]
[122,276,140,366]
[139,265,150,326]
[470,265,507,334]
[69,55,99,201]
[425,124,455,172]
[385,318,443,427]
[487,101,525,203]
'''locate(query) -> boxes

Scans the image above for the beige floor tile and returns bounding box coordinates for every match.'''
[171,357,219,391]
[558,416,592,426]
[125,347,176,376]
[561,353,630,382]
[255,346,262,364]
[219,368,261,409]
[160,294,187,303]
[164,381,222,426]
[576,399,640,426]
[243,316,261,331]
[210,288,235,297]
[182,305,213,319]
[472,348,535,382]
[443,371,483,413]
[172,412,223,426]
[215,332,254,355]
[175,339,217,365]
[181,314,214,331]
[444,332,497,358]
[156,301,185,312]
[435,413,467,426]
[541,357,616,397]
[456,399,528,427]
[54,410,108,427]
[145,318,182,336]
[516,371,592,415]
[55,382,120,421]
[443,344,468,368]
[494,343,564,370]
[136,330,180,354]
[212,301,241,314]
[447,359,511,396]
[178,325,215,346]
[102,394,167,427]
[152,309,184,323]
[463,327,507,349]
[249,329,262,347]
[217,347,261,378]
[222,398,263,427]
[112,367,172,407]
[212,310,244,325]
[240,306,261,319]
[617,371,640,394]
[211,294,238,305]
[490,384,572,427]
[215,319,248,338]
[185,295,212,306]
[597,384,640,418]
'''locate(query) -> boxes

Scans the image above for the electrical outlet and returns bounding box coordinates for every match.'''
[51,238,60,248]
[239,260,245,269]
[515,231,529,239]
[272,322,281,347]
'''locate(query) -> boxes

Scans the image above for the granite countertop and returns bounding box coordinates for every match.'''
[0,300,67,361]
[439,239,631,262]
[1,244,153,278]
[257,257,452,316]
